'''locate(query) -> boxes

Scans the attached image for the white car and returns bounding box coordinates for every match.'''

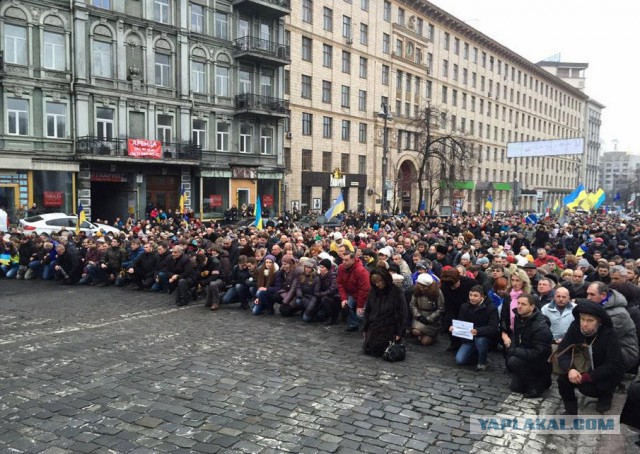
[18,213,121,236]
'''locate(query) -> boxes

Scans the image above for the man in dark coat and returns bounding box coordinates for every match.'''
[440,268,478,351]
[168,245,196,306]
[53,244,82,284]
[503,292,553,398]
[126,242,158,290]
[557,301,625,414]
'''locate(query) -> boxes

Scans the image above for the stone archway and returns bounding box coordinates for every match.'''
[398,160,418,213]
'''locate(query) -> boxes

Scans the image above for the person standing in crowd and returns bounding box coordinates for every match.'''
[362,267,407,358]
[503,293,553,398]
[557,301,625,414]
[541,286,576,343]
[410,273,445,346]
[451,285,500,371]
[338,250,371,332]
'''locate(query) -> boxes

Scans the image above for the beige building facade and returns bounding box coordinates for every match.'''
[285,0,593,214]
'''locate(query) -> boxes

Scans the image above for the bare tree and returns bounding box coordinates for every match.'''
[413,102,476,213]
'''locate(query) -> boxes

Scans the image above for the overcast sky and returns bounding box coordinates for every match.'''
[430,0,639,154]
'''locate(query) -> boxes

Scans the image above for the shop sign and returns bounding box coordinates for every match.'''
[127,139,162,159]
[90,171,128,183]
[263,195,274,207]
[43,191,64,207]
[209,194,223,207]
[330,168,346,187]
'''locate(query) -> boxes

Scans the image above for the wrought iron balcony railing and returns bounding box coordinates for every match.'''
[234,36,290,61]
[76,137,202,161]
[235,93,288,114]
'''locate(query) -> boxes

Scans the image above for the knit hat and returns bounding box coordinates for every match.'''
[415,261,428,270]
[303,259,317,269]
[461,253,470,261]
[416,273,434,286]
[378,247,392,257]
[520,248,530,256]
[265,254,277,263]
[281,255,296,265]
[476,257,490,266]
[319,259,333,270]
[577,258,590,268]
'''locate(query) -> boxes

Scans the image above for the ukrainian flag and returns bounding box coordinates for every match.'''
[553,200,559,213]
[592,188,606,209]
[254,195,263,230]
[565,184,587,210]
[325,191,345,220]
[76,202,86,235]
[484,195,494,217]
[179,185,186,214]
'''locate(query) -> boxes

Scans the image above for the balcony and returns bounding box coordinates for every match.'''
[234,37,290,66]
[235,94,289,118]
[232,0,290,17]
[76,137,202,163]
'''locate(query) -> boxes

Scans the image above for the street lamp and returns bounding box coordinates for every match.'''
[378,103,392,212]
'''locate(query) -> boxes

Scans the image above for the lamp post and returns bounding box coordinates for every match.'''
[378,103,392,212]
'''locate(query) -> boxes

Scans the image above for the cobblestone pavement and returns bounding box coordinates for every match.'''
[0,280,637,453]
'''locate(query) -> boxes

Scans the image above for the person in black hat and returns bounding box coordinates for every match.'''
[434,244,451,268]
[557,301,625,414]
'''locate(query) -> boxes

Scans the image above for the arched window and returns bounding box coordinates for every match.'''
[92,25,113,78]
[154,39,172,87]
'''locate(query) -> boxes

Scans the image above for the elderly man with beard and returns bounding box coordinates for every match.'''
[557,301,625,414]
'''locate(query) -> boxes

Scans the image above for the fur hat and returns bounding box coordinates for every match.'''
[436,244,448,255]
[303,259,317,269]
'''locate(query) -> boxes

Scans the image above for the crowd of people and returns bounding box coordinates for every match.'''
[1,208,640,435]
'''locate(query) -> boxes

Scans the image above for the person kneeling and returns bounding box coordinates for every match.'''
[557,301,625,415]
[450,285,499,371]
[410,273,445,346]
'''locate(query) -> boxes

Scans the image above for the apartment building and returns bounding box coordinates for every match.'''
[285,0,593,214]
[600,151,640,198]
[0,0,289,221]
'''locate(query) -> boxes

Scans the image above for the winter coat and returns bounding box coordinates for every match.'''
[337,258,371,309]
[132,251,158,278]
[56,250,82,283]
[558,303,625,388]
[296,272,320,308]
[541,301,576,341]
[363,283,407,340]
[441,276,479,326]
[457,299,500,342]
[272,265,303,305]
[122,246,144,269]
[317,268,339,302]
[101,246,124,270]
[602,290,639,371]
[410,289,445,337]
[507,308,553,367]
[169,254,196,282]
[154,250,173,274]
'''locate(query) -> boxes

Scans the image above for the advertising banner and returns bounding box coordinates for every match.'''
[128,139,162,159]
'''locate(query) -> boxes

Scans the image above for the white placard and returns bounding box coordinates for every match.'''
[451,319,474,340]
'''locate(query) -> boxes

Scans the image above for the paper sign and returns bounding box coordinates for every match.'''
[452,319,474,340]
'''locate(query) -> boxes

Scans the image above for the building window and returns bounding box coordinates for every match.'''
[214,12,228,39]
[322,152,332,172]
[441,86,448,104]
[358,57,368,79]
[260,70,273,96]
[397,7,405,25]
[322,80,332,103]
[301,36,312,61]
[301,75,312,99]
[382,65,389,85]
[157,114,172,143]
[358,90,366,111]
[46,102,66,138]
[442,59,449,78]
[302,0,313,23]
[154,0,170,24]
[191,61,206,93]
[7,98,28,136]
[360,23,368,45]
[453,37,460,55]
[395,39,403,56]
[358,155,366,174]
[382,33,390,54]
[43,32,65,70]
[341,85,350,107]
[302,149,312,171]
[240,124,252,153]
[96,107,114,140]
[92,0,111,8]
[323,116,333,138]
[260,127,273,155]
[323,7,333,31]
[191,4,204,33]
[302,113,313,135]
[341,51,351,74]
[4,24,27,65]
[155,53,171,87]
[342,16,351,38]
[92,40,113,78]
[361,0,369,11]
[215,66,229,96]
[383,1,391,21]
[359,123,367,143]
[443,32,450,50]
[238,69,251,94]
[216,121,229,152]
[341,153,350,172]
[192,119,206,148]
[322,44,332,68]
[341,120,350,141]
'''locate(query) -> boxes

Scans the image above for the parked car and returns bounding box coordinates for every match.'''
[294,215,342,229]
[18,213,121,236]
[228,217,278,230]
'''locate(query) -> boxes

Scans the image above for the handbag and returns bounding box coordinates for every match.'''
[548,342,593,375]
[382,340,406,362]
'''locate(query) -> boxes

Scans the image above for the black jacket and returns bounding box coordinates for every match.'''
[169,254,196,282]
[56,249,82,283]
[457,299,500,342]
[507,308,553,366]
[132,251,158,278]
[363,283,407,339]
[154,250,173,274]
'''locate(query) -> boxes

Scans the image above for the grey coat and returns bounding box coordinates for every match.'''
[604,290,639,371]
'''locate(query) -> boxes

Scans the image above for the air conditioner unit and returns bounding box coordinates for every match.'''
[286,132,293,139]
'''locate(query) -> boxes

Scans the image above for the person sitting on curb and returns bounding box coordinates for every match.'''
[557,301,625,414]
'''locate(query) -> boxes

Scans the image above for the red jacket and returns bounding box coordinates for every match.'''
[534,254,564,270]
[337,258,371,309]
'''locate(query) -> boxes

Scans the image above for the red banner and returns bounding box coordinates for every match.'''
[43,191,64,207]
[128,139,162,159]
[263,195,274,207]
[209,195,223,208]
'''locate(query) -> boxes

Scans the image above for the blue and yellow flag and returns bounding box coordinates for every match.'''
[179,185,186,214]
[76,202,86,235]
[254,195,263,230]
[566,184,587,210]
[553,200,559,213]
[325,191,345,220]
[484,195,494,217]
[592,188,606,209]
